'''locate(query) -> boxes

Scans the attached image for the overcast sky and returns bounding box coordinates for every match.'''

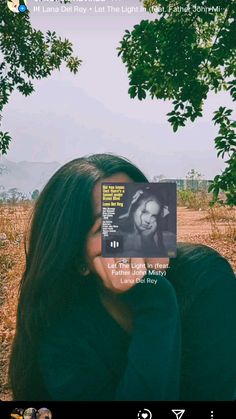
[2,0,234,179]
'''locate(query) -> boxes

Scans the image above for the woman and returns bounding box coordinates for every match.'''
[9,154,236,401]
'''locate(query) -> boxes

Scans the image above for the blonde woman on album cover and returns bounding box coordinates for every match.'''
[118,187,176,257]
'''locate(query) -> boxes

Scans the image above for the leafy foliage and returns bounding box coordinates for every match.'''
[0,3,82,153]
[209,107,236,205]
[186,169,204,181]
[119,0,236,204]
[31,189,40,201]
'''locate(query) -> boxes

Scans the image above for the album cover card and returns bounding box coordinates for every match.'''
[101,182,177,258]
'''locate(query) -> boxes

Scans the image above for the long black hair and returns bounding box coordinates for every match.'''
[9,153,148,400]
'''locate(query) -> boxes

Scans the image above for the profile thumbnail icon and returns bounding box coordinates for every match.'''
[7,0,27,14]
[23,408,37,419]
[38,408,52,419]
[10,408,24,419]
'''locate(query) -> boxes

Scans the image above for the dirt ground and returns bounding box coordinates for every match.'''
[0,204,235,400]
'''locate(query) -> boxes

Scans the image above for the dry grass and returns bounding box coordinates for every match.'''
[0,203,235,401]
[204,206,236,241]
[0,203,32,401]
[177,189,210,210]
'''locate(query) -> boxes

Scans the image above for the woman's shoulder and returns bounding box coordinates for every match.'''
[170,242,233,273]
[168,242,235,313]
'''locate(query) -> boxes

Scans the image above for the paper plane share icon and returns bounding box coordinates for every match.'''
[172,410,185,419]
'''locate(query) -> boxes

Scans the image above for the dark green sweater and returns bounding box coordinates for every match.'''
[37,243,236,401]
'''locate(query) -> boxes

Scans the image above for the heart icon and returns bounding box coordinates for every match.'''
[137,409,152,419]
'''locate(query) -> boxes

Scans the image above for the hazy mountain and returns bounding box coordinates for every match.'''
[4,83,225,180]
[0,158,60,194]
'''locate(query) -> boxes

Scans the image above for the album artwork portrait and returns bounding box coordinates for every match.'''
[102,182,176,258]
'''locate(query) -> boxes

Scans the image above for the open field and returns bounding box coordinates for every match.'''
[0,203,235,400]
